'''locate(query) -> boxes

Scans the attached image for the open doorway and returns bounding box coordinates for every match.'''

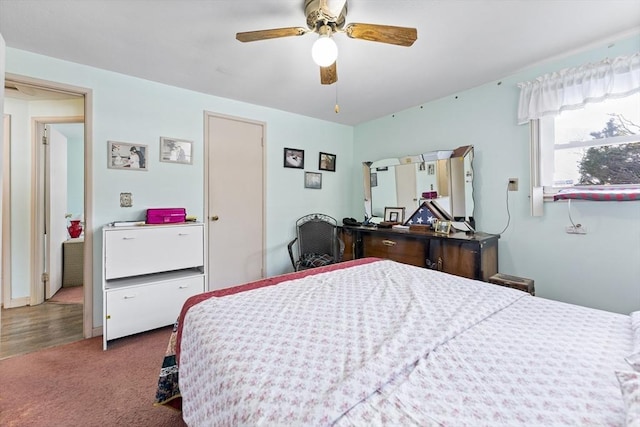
[1,77,92,358]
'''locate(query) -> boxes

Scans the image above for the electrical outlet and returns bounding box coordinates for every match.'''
[565,225,587,234]
[120,192,133,208]
[508,178,518,191]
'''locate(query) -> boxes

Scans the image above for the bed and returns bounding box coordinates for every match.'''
[155,258,639,426]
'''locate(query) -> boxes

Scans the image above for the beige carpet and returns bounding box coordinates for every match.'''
[48,286,83,304]
[0,326,185,427]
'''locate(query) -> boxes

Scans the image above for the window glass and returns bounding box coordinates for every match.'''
[540,93,640,189]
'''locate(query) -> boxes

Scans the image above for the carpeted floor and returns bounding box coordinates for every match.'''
[48,286,84,305]
[0,326,186,427]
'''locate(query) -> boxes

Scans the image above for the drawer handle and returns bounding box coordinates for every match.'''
[426,257,444,271]
[123,295,137,299]
[382,240,396,247]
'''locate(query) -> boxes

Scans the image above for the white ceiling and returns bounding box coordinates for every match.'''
[1,0,639,126]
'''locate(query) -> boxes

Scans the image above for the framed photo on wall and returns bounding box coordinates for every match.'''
[160,137,193,165]
[319,152,336,172]
[108,141,148,171]
[304,171,322,189]
[284,147,304,169]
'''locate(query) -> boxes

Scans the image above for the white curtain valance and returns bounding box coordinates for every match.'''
[517,52,640,125]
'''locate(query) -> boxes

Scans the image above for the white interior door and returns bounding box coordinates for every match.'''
[206,113,264,290]
[45,125,67,299]
[396,163,418,219]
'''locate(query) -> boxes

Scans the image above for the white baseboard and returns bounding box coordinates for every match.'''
[3,296,30,308]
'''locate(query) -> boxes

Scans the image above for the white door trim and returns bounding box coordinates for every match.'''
[5,73,94,339]
[32,119,81,304]
[2,114,11,308]
[203,111,267,290]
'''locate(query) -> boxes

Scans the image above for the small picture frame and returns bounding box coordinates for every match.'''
[304,171,322,189]
[284,148,304,169]
[108,141,148,171]
[434,219,452,234]
[427,163,435,175]
[384,207,406,223]
[160,137,193,165]
[319,152,336,172]
[371,172,378,187]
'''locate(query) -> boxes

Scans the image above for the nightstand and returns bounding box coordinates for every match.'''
[63,238,84,287]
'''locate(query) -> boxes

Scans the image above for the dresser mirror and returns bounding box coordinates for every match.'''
[364,145,475,228]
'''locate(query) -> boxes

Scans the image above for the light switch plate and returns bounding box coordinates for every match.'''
[120,192,132,207]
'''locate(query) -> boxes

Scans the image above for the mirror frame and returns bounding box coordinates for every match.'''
[364,145,475,228]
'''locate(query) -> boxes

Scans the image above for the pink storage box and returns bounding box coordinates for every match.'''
[146,208,186,224]
[422,191,438,199]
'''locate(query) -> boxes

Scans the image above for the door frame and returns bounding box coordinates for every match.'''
[4,73,94,339]
[2,114,11,308]
[33,119,82,304]
[203,111,266,290]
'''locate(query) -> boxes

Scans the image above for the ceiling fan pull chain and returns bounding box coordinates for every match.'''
[335,83,340,113]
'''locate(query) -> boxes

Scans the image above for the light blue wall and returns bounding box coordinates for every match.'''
[4,98,31,299]
[353,34,640,314]
[5,33,638,322]
[6,48,353,326]
[4,99,84,301]
[64,132,84,218]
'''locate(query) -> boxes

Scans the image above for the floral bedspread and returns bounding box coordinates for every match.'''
[336,296,632,426]
[154,258,381,411]
[177,260,526,426]
[156,259,631,426]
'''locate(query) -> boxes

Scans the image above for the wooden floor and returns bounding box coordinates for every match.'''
[0,302,83,360]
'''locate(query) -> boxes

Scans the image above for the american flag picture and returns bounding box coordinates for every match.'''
[405,202,439,226]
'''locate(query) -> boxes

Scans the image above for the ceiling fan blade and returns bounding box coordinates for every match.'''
[320,62,338,85]
[236,27,308,42]
[344,23,417,47]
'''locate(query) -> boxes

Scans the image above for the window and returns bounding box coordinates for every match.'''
[538,93,640,192]
[520,53,640,210]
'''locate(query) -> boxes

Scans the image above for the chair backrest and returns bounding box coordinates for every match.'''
[296,213,339,261]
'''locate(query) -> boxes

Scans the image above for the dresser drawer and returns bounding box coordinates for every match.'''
[104,224,203,279]
[105,275,204,341]
[362,234,425,267]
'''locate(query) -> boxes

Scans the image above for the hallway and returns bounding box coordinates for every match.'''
[0,300,83,359]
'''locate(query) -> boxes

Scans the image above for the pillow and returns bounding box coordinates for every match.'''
[297,253,334,269]
[616,370,640,427]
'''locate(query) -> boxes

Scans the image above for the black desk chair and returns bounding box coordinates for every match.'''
[288,213,344,271]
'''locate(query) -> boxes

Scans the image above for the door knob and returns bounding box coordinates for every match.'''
[210,215,219,221]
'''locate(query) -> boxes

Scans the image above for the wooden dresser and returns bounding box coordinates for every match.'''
[340,226,499,281]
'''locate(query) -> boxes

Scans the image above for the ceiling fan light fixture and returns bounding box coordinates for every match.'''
[312,34,338,67]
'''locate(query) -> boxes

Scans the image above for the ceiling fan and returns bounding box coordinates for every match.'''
[236,0,417,85]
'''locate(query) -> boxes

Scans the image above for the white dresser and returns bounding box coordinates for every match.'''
[102,222,205,349]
